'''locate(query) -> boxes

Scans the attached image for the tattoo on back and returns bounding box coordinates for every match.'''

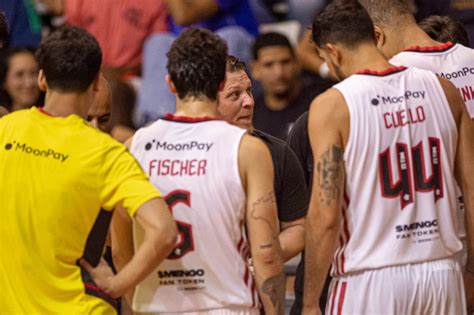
[262,272,286,315]
[317,145,344,205]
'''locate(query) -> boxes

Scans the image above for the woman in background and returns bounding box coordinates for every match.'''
[0,47,42,113]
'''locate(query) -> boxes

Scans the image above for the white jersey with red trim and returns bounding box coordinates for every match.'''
[390,42,474,118]
[129,114,258,313]
[331,66,462,277]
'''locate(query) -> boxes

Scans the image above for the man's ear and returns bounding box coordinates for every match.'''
[165,74,177,95]
[374,26,385,49]
[250,60,260,81]
[37,70,47,92]
[325,43,342,67]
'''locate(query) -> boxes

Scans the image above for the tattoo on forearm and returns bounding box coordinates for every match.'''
[317,145,344,205]
[262,272,286,315]
[250,191,278,243]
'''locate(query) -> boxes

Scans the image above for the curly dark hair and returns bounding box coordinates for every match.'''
[36,25,102,92]
[166,28,228,101]
[312,0,375,48]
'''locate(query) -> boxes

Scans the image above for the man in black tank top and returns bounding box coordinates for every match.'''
[218,56,308,268]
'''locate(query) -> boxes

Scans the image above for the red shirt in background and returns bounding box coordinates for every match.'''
[65,0,168,69]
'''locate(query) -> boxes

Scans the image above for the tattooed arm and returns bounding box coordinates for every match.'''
[302,89,349,315]
[239,134,286,315]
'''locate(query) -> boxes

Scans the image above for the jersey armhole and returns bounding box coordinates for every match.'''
[432,75,459,140]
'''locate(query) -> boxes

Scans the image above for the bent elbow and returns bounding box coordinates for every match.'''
[160,222,179,253]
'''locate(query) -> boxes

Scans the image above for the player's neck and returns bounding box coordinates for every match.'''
[175,98,219,118]
[42,90,91,118]
[345,44,392,76]
[392,24,444,53]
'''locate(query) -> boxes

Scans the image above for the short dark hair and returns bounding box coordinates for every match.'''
[312,0,375,48]
[226,55,247,73]
[166,28,228,101]
[358,0,416,27]
[36,25,102,92]
[419,15,469,47]
[252,32,294,60]
[0,12,9,49]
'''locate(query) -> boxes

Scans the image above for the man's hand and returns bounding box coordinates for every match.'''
[80,258,120,298]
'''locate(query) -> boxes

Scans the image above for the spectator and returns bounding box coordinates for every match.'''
[43,0,168,72]
[419,15,470,46]
[137,0,258,126]
[251,32,328,140]
[0,47,42,112]
[0,0,41,48]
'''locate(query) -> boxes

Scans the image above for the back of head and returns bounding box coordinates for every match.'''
[312,0,375,48]
[358,0,416,27]
[36,25,102,92]
[166,28,228,101]
[252,32,294,60]
[419,15,470,47]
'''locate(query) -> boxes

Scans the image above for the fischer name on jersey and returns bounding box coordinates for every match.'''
[331,66,462,277]
[130,114,259,313]
[390,42,474,118]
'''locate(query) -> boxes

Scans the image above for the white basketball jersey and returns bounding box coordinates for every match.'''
[331,66,462,277]
[390,42,474,118]
[130,114,258,313]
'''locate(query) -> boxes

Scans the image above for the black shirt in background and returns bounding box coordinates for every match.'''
[252,75,333,141]
[287,112,331,315]
[252,129,309,222]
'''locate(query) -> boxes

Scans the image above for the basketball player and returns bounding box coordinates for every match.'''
[217,55,308,262]
[302,2,474,314]
[419,15,470,47]
[0,25,177,314]
[359,0,474,119]
[112,28,285,314]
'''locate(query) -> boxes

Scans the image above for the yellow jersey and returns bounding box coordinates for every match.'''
[0,107,161,314]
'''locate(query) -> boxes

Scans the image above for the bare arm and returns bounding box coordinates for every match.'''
[439,78,474,311]
[279,217,305,261]
[82,198,177,298]
[240,134,285,315]
[302,90,347,314]
[163,0,219,26]
[110,206,135,304]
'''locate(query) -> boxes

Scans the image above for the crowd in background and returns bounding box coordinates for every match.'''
[0,1,473,313]
[1,0,473,142]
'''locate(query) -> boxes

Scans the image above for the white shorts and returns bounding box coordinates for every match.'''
[326,257,466,315]
[135,306,260,315]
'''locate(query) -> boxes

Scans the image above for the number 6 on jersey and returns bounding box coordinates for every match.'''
[164,190,194,259]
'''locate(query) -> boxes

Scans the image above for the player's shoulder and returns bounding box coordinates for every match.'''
[310,88,346,115]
